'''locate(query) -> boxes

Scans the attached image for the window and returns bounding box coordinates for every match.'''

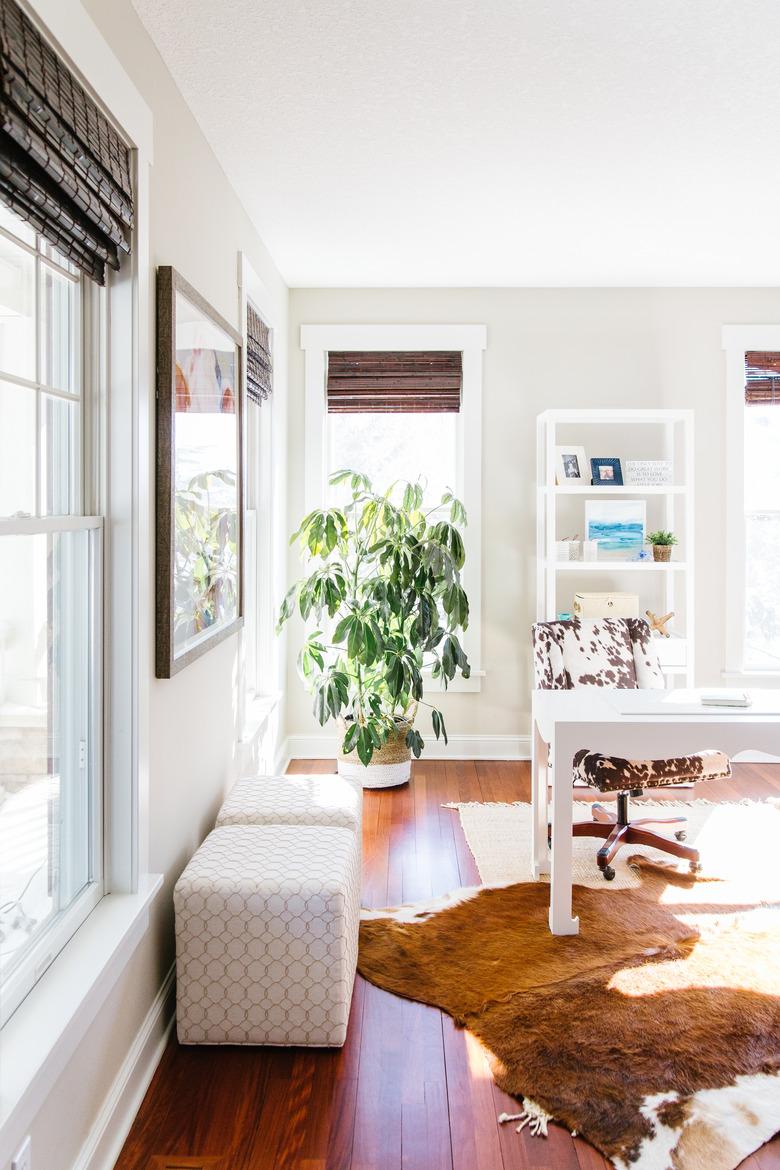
[0,204,103,1024]
[301,325,486,690]
[743,352,780,670]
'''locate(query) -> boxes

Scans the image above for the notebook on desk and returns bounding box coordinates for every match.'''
[607,689,780,716]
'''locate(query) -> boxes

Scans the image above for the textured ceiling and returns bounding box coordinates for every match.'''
[132,0,780,286]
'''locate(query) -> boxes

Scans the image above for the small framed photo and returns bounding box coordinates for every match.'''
[590,457,623,486]
[555,445,588,485]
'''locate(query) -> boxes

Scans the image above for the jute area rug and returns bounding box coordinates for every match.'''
[358,800,780,1170]
[446,797,779,890]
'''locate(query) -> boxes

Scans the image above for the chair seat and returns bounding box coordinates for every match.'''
[573,748,731,792]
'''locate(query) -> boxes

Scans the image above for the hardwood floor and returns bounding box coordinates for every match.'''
[114,759,780,1170]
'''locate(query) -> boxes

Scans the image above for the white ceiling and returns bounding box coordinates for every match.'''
[132,0,780,287]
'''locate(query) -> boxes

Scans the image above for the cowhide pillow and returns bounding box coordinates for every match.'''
[626,617,666,689]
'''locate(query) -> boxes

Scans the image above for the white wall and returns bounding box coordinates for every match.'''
[287,287,780,749]
[16,2,289,1166]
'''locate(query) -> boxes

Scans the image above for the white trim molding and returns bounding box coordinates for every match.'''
[722,325,780,676]
[72,966,175,1170]
[286,732,531,762]
[300,323,487,690]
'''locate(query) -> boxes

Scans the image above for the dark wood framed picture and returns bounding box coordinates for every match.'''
[156,266,244,678]
[590,456,623,486]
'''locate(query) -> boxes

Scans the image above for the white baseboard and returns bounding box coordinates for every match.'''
[273,736,292,775]
[286,732,531,762]
[72,965,175,1170]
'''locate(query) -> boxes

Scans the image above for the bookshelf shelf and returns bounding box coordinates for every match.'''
[536,409,695,683]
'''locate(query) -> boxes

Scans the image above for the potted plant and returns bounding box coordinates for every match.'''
[277,470,471,788]
[646,530,678,562]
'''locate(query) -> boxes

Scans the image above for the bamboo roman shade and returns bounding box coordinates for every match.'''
[0,0,134,284]
[745,352,780,405]
[327,351,462,413]
[246,303,272,405]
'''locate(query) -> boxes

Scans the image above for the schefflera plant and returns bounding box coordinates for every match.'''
[277,470,471,766]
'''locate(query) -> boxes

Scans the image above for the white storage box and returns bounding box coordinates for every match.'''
[175,825,360,1047]
[573,591,639,619]
[216,773,361,834]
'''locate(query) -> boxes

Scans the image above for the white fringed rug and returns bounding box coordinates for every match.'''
[445,798,780,894]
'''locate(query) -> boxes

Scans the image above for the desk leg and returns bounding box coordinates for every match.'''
[531,720,550,878]
[549,729,579,935]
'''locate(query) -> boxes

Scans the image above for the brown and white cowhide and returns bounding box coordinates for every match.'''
[358,860,780,1170]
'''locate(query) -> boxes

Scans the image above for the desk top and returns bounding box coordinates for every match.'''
[532,687,780,727]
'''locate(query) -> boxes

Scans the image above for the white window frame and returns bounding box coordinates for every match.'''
[722,323,780,680]
[0,2,160,1160]
[301,323,486,692]
[238,253,284,752]
[0,220,105,1028]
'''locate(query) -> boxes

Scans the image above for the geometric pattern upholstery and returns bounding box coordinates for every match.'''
[215,773,362,835]
[532,617,665,691]
[573,747,732,792]
[175,824,360,1047]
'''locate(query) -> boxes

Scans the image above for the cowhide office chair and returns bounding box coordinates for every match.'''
[532,617,731,880]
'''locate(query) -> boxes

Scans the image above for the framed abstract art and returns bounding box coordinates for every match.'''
[156,266,244,677]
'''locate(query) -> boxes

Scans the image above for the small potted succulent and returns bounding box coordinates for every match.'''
[277,470,471,788]
[646,530,678,562]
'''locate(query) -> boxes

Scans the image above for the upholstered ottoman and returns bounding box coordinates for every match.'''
[215,773,361,835]
[174,824,360,1046]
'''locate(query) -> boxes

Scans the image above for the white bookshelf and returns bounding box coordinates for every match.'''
[536,409,694,683]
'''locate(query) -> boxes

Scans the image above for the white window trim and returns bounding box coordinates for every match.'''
[237,253,284,748]
[1,1,159,1159]
[722,324,780,681]
[300,323,486,693]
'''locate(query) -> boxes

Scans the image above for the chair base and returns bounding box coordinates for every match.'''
[550,794,702,880]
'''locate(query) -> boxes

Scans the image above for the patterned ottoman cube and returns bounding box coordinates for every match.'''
[174,824,360,1046]
[215,773,361,835]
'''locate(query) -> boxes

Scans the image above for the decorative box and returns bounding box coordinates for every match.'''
[573,591,639,619]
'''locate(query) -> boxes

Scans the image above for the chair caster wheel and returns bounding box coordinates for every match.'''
[675,830,687,841]
[689,860,702,874]
[602,865,616,881]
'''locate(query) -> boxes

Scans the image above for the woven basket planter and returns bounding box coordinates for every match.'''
[337,719,412,789]
[652,544,673,562]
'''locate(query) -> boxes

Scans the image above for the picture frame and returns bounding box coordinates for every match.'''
[585,498,646,556]
[590,457,623,486]
[156,266,244,678]
[554,445,588,485]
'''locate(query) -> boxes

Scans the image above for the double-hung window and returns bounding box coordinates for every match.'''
[723,328,780,676]
[742,352,780,670]
[301,325,486,690]
[0,203,103,1024]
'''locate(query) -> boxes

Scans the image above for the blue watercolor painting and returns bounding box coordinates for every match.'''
[586,500,646,553]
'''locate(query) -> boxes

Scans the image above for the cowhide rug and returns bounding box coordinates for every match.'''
[358,858,780,1170]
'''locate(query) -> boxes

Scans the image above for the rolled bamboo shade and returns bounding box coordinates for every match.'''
[0,0,134,284]
[327,351,462,413]
[246,302,272,405]
[745,351,780,405]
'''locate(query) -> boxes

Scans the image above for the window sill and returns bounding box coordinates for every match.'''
[0,872,163,1163]
[722,669,780,683]
[240,690,283,744]
[423,670,485,695]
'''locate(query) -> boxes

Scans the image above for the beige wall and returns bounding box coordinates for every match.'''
[22,2,289,1166]
[287,287,780,745]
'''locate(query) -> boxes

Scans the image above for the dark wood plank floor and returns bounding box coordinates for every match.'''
[114,760,780,1170]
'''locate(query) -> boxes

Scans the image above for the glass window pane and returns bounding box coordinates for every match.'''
[744,512,780,670]
[40,394,80,515]
[0,380,36,517]
[0,530,97,984]
[0,203,36,247]
[39,238,80,279]
[40,262,79,393]
[0,231,36,382]
[745,405,780,511]
[328,412,458,504]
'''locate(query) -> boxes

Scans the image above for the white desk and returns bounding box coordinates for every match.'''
[531,688,780,935]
